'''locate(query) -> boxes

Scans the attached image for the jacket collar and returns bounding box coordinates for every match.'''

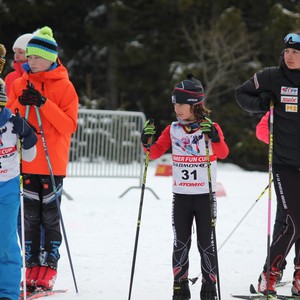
[0,107,12,127]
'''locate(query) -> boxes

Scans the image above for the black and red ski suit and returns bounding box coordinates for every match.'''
[145,121,229,284]
[236,59,300,271]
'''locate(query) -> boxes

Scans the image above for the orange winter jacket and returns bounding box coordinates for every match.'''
[6,63,78,176]
[4,61,26,96]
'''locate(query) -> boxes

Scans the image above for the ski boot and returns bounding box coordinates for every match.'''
[19,284,36,300]
[200,281,217,300]
[172,279,190,300]
[35,266,57,291]
[292,264,300,295]
[22,265,40,290]
[257,267,280,295]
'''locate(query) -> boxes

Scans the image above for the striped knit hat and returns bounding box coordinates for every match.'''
[0,78,7,107]
[26,26,58,62]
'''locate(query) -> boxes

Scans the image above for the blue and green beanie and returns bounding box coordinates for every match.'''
[26,26,58,62]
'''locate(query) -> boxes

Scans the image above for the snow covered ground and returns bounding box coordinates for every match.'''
[48,158,296,299]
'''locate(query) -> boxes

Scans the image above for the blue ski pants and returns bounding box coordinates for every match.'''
[0,176,22,300]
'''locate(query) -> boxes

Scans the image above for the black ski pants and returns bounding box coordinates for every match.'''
[22,174,63,267]
[172,193,217,283]
[273,193,300,270]
[266,164,300,271]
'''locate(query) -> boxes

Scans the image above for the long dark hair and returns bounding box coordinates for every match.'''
[191,103,211,121]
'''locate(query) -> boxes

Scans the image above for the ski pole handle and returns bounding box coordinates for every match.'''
[146,118,155,147]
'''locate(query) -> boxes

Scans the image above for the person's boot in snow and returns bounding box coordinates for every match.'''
[20,265,40,298]
[292,264,300,295]
[257,267,280,295]
[200,281,217,300]
[25,266,40,290]
[172,279,190,300]
[35,266,57,291]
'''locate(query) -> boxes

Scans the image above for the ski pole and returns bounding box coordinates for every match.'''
[20,180,27,300]
[204,135,221,300]
[218,180,273,252]
[128,127,153,300]
[34,107,78,293]
[266,102,274,297]
[189,180,273,285]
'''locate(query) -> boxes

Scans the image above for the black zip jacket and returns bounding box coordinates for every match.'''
[235,60,300,168]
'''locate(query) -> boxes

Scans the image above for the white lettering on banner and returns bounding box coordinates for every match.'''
[285,104,298,112]
[276,173,287,209]
[281,86,298,95]
[0,145,17,156]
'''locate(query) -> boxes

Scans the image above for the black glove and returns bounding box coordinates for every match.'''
[260,92,275,111]
[9,113,38,149]
[18,85,46,107]
[200,117,220,143]
[141,119,156,146]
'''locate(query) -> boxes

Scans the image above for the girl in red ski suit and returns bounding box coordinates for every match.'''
[141,74,229,300]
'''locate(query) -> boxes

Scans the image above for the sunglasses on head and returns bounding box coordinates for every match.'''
[284,33,300,44]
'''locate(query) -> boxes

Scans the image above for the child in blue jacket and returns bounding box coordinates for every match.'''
[0,78,37,300]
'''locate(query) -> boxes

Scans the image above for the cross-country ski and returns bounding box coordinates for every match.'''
[19,289,67,300]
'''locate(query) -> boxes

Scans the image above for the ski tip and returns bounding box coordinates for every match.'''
[276,280,292,287]
[231,294,257,299]
[231,294,279,299]
[188,277,198,285]
[250,283,257,294]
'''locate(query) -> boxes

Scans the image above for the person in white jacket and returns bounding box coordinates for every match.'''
[0,78,37,300]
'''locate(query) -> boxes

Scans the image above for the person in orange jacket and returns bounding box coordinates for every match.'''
[4,31,41,247]
[6,26,78,293]
[4,32,35,96]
